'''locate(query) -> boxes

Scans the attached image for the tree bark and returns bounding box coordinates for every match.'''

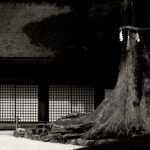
[81,0,150,139]
[49,28,150,141]
[82,29,150,139]
[49,0,150,141]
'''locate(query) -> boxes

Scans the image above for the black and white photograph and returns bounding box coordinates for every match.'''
[0,0,150,150]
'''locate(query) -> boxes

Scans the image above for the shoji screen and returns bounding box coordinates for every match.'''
[49,85,71,122]
[0,84,38,122]
[0,85,15,122]
[49,84,94,122]
[16,85,38,122]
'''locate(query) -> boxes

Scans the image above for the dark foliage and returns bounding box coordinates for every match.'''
[21,0,121,87]
[0,0,122,87]
[22,12,91,61]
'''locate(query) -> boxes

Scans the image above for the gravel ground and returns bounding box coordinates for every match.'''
[0,131,83,150]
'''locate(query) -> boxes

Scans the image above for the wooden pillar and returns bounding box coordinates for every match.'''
[38,82,49,122]
[94,84,104,109]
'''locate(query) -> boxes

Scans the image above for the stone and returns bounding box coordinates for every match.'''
[32,134,41,140]
[24,129,33,139]
[14,128,26,137]
[76,138,95,146]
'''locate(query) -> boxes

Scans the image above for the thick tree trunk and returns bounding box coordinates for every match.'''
[82,29,150,139]
[48,28,150,142]
[121,0,136,25]
[49,0,150,141]
[79,0,150,140]
[49,0,150,143]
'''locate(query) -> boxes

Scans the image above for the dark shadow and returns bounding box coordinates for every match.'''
[22,12,90,62]
[76,135,150,150]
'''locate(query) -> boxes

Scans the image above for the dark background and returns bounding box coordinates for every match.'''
[0,0,122,103]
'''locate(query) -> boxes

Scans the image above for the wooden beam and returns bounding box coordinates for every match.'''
[38,82,49,122]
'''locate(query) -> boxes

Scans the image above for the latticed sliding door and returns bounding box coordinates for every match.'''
[0,84,38,122]
[16,85,38,122]
[0,84,95,123]
[49,84,95,122]
[71,85,95,113]
[49,85,72,122]
[0,85,15,122]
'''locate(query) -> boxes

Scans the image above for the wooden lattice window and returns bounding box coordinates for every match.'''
[49,84,95,122]
[0,84,38,122]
